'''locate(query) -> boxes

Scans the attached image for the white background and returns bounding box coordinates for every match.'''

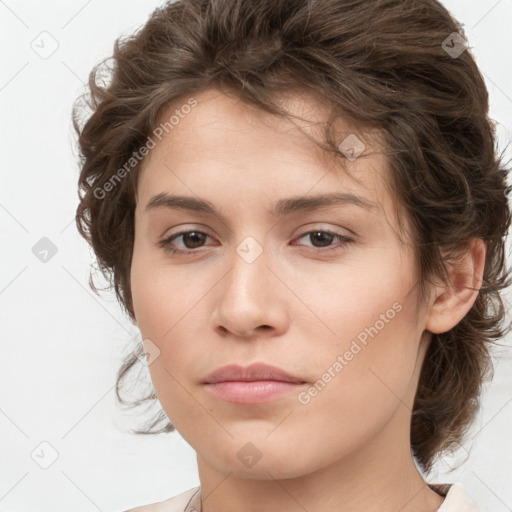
[1,1,511,511]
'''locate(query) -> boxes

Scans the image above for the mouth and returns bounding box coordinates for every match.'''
[202,362,307,404]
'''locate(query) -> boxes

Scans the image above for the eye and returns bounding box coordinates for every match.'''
[158,228,354,256]
[293,230,354,253]
[158,230,213,255]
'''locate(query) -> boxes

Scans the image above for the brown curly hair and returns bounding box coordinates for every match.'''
[73,0,511,474]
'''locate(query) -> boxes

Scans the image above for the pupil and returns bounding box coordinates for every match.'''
[184,232,205,248]
[311,231,333,247]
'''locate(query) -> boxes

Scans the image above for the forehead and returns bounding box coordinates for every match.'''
[135,87,403,233]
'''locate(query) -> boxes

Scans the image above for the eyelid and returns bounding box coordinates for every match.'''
[291,221,355,238]
[161,223,215,240]
[159,228,216,251]
[291,229,354,251]
[159,224,355,255]
[161,223,353,243]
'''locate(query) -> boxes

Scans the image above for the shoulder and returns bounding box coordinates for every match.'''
[123,486,201,512]
[435,482,484,512]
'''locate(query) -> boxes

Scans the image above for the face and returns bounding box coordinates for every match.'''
[130,88,431,479]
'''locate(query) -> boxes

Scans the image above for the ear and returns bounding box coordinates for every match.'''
[425,239,486,334]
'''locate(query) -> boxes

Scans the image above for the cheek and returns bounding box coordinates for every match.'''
[130,253,211,427]
[130,242,197,339]
[298,250,418,356]
[285,302,420,470]
[315,297,420,409]
[295,257,421,427]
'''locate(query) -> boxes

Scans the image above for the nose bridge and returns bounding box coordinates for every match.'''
[213,234,285,337]
[225,235,270,311]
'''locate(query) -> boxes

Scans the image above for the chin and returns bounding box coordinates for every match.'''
[198,436,331,480]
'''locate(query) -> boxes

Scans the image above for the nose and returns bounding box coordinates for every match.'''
[212,240,289,340]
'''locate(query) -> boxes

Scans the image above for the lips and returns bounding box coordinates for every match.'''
[202,362,306,384]
[202,362,307,405]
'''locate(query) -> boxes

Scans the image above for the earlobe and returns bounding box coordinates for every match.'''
[425,239,486,334]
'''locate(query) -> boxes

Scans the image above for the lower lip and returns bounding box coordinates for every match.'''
[204,380,305,404]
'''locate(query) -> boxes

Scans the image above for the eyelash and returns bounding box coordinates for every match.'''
[158,229,354,256]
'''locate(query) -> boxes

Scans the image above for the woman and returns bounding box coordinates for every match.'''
[73,0,511,510]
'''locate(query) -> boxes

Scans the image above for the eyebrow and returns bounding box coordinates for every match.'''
[144,191,376,219]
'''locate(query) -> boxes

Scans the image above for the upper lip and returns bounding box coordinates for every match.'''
[203,363,306,384]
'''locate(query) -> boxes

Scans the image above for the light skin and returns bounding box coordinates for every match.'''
[129,88,486,512]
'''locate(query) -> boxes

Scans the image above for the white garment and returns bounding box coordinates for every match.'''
[436,483,483,512]
[124,482,483,512]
